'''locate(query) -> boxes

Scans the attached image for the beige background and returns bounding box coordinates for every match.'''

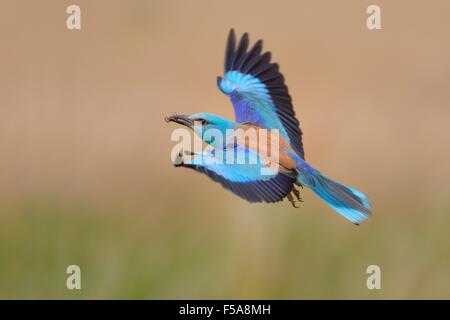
[0,0,449,298]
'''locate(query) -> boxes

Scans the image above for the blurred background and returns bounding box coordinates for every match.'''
[0,0,449,299]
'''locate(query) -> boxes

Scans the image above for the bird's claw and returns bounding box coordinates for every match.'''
[287,193,299,208]
[287,184,303,208]
[292,187,303,202]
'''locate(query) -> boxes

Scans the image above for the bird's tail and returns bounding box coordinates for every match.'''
[286,149,372,224]
[306,172,372,225]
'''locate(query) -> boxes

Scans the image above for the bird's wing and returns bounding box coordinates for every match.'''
[217,29,304,159]
[179,145,296,203]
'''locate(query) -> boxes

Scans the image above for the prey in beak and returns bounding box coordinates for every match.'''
[166,114,197,168]
[165,114,194,129]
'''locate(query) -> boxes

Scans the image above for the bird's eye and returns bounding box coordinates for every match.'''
[196,118,209,126]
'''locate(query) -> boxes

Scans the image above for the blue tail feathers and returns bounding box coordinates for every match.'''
[308,174,372,224]
[284,148,372,224]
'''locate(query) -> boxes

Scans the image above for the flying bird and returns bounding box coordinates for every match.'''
[166,29,371,225]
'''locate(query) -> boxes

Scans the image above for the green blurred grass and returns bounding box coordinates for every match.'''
[0,196,449,299]
[1,0,449,300]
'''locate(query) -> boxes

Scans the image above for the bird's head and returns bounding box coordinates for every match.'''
[166,112,236,147]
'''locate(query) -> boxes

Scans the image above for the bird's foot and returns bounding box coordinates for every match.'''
[287,184,303,208]
[287,193,300,208]
[292,186,303,202]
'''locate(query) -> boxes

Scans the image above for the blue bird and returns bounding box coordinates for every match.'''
[166,30,371,225]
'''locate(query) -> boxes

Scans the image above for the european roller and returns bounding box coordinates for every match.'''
[166,29,371,225]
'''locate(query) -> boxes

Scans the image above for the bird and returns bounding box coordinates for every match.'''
[166,29,371,225]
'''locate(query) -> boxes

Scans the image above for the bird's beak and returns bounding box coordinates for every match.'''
[165,114,194,129]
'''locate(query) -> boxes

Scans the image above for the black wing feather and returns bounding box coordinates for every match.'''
[222,29,305,159]
[183,164,295,203]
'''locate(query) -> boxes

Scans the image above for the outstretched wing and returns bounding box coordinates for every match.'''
[179,146,296,203]
[217,29,304,159]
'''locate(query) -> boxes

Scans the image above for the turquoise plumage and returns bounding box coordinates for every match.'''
[167,30,371,224]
